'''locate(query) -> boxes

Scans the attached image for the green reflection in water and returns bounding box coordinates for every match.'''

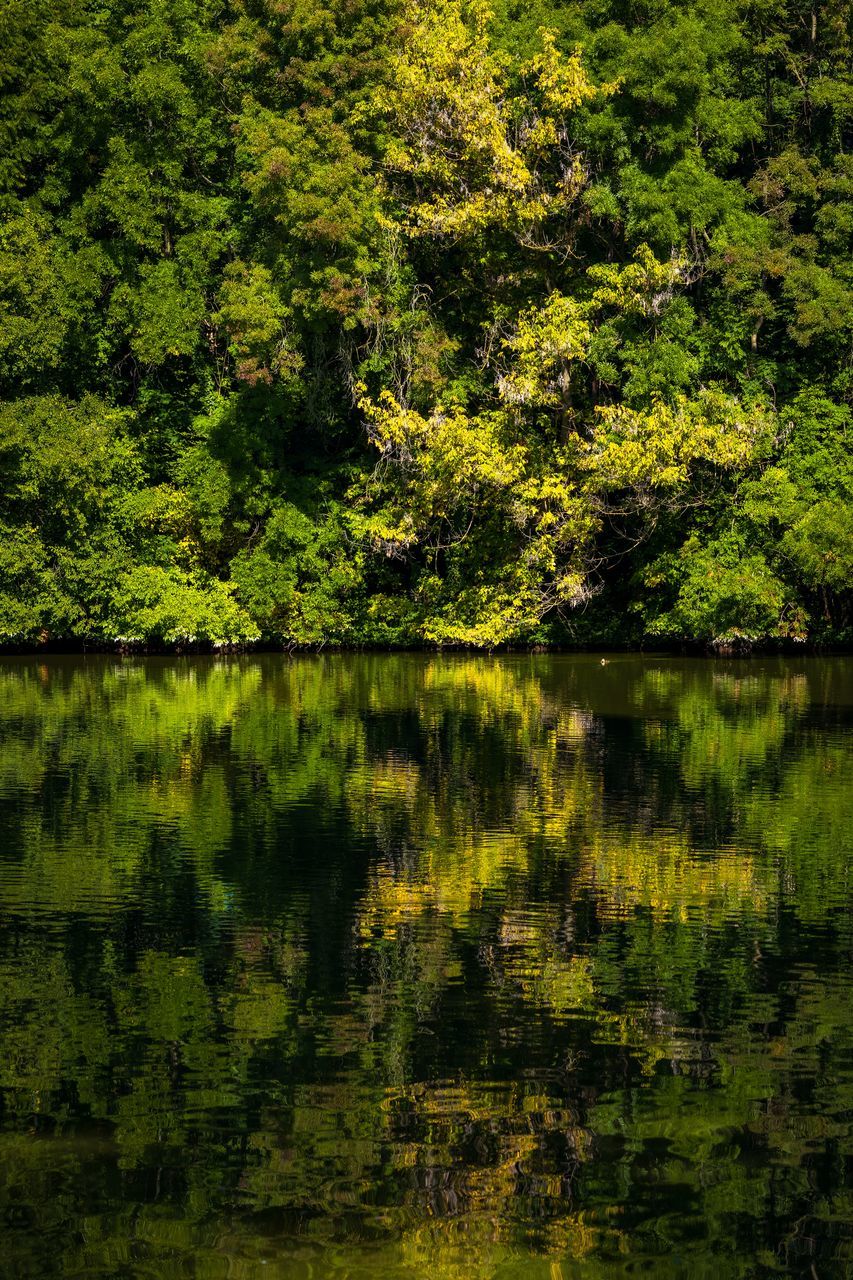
[0,654,851,1278]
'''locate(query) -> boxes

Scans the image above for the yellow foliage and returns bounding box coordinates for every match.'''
[355,233,771,646]
[529,30,601,113]
[357,386,601,643]
[588,243,686,315]
[586,391,771,490]
[380,0,600,238]
[498,292,592,407]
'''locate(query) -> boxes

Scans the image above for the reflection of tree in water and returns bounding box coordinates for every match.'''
[0,655,851,1277]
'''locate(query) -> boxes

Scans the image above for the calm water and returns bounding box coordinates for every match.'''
[0,655,851,1279]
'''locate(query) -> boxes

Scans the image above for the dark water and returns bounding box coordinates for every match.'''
[0,655,851,1279]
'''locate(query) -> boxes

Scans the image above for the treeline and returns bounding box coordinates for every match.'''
[1,0,851,648]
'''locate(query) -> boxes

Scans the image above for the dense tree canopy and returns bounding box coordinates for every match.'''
[1,0,851,648]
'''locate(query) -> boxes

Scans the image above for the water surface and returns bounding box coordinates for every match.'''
[0,654,851,1277]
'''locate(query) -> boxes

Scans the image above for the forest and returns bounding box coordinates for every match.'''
[1,0,851,649]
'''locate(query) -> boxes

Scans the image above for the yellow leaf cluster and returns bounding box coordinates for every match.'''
[498,292,592,407]
[586,391,771,490]
[381,0,600,238]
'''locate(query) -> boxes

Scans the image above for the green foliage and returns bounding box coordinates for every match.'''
[0,396,257,643]
[231,499,367,645]
[0,0,851,647]
[639,393,853,643]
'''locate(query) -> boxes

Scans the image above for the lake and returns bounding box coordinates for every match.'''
[0,654,850,1278]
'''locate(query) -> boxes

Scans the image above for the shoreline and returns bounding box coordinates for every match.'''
[1,640,851,658]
